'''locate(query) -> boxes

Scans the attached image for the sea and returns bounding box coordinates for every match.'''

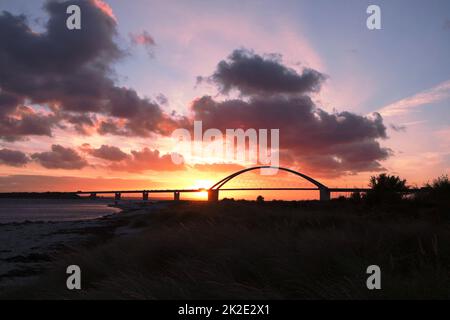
[0,198,122,224]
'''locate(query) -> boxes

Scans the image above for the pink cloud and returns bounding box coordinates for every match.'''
[130,31,156,46]
[379,80,450,117]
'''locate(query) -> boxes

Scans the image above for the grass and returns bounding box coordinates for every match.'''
[3,197,450,299]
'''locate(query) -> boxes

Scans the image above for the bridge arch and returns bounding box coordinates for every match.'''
[208,166,330,201]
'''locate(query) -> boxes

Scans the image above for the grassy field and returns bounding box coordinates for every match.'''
[3,193,450,299]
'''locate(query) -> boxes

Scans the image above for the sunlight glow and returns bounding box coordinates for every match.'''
[191,179,215,190]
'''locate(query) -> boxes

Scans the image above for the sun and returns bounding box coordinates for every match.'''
[190,179,214,200]
[191,179,214,190]
[196,191,208,199]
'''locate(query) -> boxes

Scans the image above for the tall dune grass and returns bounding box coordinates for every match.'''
[4,197,450,299]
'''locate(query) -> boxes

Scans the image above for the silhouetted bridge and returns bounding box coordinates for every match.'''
[74,166,420,202]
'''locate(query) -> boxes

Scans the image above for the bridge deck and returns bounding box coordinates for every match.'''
[75,189,201,194]
[73,187,421,194]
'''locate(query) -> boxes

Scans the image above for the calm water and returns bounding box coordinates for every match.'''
[0,198,122,223]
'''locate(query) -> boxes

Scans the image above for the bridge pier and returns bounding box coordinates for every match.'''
[208,190,219,202]
[174,191,180,201]
[89,193,97,199]
[143,192,149,201]
[115,192,121,201]
[319,188,330,201]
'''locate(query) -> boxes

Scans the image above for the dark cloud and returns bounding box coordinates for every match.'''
[130,31,155,46]
[129,30,156,57]
[83,144,129,161]
[189,48,394,177]
[0,0,119,108]
[31,144,88,169]
[108,148,185,173]
[156,93,169,106]
[199,48,327,96]
[104,86,182,136]
[0,148,29,167]
[0,0,182,140]
[0,106,58,141]
[97,119,127,136]
[61,112,97,135]
[192,95,389,177]
[0,0,394,181]
[0,91,22,116]
[390,123,407,132]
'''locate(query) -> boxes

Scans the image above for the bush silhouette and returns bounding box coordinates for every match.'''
[365,173,408,204]
[350,191,362,202]
[424,175,450,204]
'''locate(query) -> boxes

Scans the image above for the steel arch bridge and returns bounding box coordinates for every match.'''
[207,166,332,201]
[73,166,383,201]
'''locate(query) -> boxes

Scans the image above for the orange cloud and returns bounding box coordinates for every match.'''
[0,175,161,192]
[108,148,185,173]
[193,163,245,173]
[93,0,116,22]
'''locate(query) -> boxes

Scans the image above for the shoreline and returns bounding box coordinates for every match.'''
[0,201,167,291]
[1,198,449,299]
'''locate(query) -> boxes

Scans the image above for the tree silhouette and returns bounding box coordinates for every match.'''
[366,173,408,204]
[425,175,450,204]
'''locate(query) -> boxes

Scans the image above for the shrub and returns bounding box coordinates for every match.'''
[365,173,408,204]
[424,175,450,204]
[350,192,362,202]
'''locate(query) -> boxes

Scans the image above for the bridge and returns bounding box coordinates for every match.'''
[205,166,375,201]
[74,166,376,202]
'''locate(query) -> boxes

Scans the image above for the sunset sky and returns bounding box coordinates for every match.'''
[0,0,449,200]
